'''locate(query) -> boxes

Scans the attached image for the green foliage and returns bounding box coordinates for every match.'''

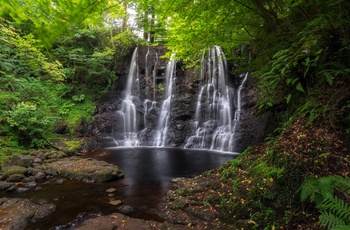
[53,28,138,95]
[301,176,350,229]
[254,0,350,125]
[64,95,96,134]
[0,0,125,47]
[0,22,118,151]
[4,102,53,147]
[0,135,24,164]
[0,22,65,81]
[111,30,140,62]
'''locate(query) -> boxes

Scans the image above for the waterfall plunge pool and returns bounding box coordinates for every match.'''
[10,147,238,229]
[82,147,238,221]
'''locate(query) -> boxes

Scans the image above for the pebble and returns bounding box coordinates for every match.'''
[109,199,122,206]
[17,187,30,192]
[55,178,66,184]
[22,181,37,188]
[106,187,117,193]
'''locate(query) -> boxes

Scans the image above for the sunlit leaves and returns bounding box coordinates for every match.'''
[0,22,64,81]
[0,0,125,46]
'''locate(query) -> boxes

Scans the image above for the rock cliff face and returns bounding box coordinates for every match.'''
[84,46,269,152]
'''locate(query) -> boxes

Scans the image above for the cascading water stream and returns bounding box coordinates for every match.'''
[152,52,159,101]
[116,48,140,146]
[184,46,246,152]
[114,46,248,152]
[153,55,177,147]
[231,72,248,133]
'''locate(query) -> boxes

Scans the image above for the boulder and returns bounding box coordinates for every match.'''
[6,173,25,182]
[34,172,46,181]
[11,154,34,167]
[47,157,124,183]
[2,165,27,179]
[0,181,15,190]
[0,198,55,230]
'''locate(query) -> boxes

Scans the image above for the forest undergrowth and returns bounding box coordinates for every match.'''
[216,75,350,229]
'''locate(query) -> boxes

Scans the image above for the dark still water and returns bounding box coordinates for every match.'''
[4,147,238,229]
[89,147,238,184]
[82,147,238,219]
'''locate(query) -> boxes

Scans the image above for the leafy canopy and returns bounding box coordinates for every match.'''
[0,0,125,46]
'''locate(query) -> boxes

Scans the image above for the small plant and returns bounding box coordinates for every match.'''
[72,93,85,102]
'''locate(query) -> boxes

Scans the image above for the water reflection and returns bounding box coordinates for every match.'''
[6,147,237,229]
[88,147,238,183]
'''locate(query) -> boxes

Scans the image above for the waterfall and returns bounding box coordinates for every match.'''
[112,46,248,152]
[232,72,248,133]
[153,55,177,147]
[116,48,140,146]
[184,46,246,152]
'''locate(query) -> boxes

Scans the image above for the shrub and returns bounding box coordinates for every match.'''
[5,102,53,148]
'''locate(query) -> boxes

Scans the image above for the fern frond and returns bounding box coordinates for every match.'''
[319,211,346,230]
[321,194,350,224]
[300,176,350,229]
[318,176,335,196]
[332,176,350,197]
[334,225,350,230]
[301,176,319,202]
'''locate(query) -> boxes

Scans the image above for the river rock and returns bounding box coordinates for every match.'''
[27,167,42,176]
[106,187,117,193]
[0,198,56,230]
[16,187,30,192]
[22,176,35,182]
[109,199,122,206]
[6,184,18,192]
[0,181,15,190]
[34,171,46,181]
[33,158,43,164]
[44,165,58,176]
[47,157,124,183]
[2,165,27,179]
[11,154,34,167]
[55,178,66,184]
[22,181,37,188]
[117,204,136,215]
[6,173,26,182]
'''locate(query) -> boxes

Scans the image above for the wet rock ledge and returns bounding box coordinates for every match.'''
[0,153,124,229]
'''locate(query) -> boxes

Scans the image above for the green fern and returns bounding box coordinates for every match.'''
[332,176,350,197]
[300,176,334,205]
[319,211,346,230]
[334,226,350,230]
[321,193,350,223]
[301,176,350,229]
[300,176,320,202]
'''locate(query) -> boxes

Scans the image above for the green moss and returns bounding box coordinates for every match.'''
[175,188,188,196]
[60,95,96,136]
[63,139,83,151]
[170,200,188,210]
[2,165,27,178]
[0,135,25,165]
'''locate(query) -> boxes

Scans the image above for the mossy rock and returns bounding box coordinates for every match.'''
[2,166,27,179]
[6,173,26,182]
[47,157,124,183]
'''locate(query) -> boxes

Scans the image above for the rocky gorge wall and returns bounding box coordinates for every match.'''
[84,46,269,153]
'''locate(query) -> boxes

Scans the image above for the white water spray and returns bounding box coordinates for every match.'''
[153,54,177,147]
[185,46,247,152]
[117,48,140,146]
